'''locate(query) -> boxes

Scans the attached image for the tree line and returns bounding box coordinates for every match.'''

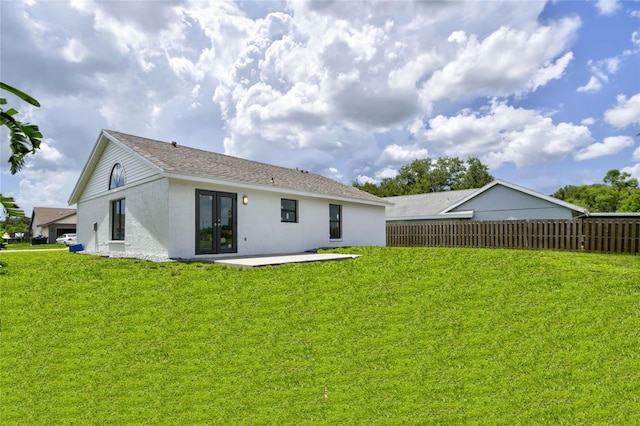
[354,157,640,213]
[552,169,640,213]
[353,157,494,197]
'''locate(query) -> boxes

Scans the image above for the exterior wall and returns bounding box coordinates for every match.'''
[451,185,575,220]
[32,223,49,239]
[77,177,169,256]
[31,219,40,238]
[167,178,386,259]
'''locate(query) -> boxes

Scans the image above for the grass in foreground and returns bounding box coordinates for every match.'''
[1,247,639,424]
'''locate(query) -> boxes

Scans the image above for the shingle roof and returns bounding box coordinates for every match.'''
[385,189,477,219]
[32,207,76,226]
[105,130,387,205]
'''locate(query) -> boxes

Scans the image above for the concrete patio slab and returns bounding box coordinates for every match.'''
[214,253,360,267]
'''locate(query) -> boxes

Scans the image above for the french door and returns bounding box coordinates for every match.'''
[196,190,237,255]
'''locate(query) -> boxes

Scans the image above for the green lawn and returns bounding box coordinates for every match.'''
[1,247,639,424]
[1,242,65,251]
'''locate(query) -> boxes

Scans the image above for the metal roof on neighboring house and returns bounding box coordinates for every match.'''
[98,130,387,205]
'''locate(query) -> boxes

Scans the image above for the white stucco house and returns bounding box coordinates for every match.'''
[68,130,388,259]
[385,179,588,222]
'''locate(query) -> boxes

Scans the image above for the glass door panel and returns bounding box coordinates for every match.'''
[197,192,214,253]
[196,190,237,255]
[217,193,236,254]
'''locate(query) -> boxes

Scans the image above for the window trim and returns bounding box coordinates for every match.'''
[281,198,298,223]
[111,198,126,241]
[329,204,341,239]
[109,163,126,190]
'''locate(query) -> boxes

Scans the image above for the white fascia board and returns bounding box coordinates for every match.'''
[165,173,390,207]
[585,212,640,217]
[387,211,474,221]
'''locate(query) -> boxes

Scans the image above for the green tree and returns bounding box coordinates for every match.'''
[0,82,43,217]
[552,169,640,212]
[354,156,493,197]
[454,157,493,190]
[0,215,30,236]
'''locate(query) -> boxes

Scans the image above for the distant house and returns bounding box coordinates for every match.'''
[68,130,388,259]
[30,207,77,243]
[386,180,587,222]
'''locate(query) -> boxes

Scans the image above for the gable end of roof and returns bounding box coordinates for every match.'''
[441,179,588,215]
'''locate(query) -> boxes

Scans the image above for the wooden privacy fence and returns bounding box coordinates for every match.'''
[386,218,640,254]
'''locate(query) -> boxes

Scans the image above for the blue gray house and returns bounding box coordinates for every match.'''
[385,180,588,222]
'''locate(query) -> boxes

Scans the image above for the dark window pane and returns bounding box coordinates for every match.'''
[198,194,213,251]
[281,199,297,222]
[329,204,341,239]
[220,195,234,249]
[330,222,340,239]
[111,198,126,240]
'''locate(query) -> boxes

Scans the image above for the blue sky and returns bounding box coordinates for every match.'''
[1,0,639,216]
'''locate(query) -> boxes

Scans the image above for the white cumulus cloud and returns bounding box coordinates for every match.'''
[574,136,634,161]
[604,93,640,128]
[376,144,429,166]
[595,0,620,16]
[411,100,593,169]
[577,76,603,93]
[622,163,640,180]
[421,17,580,102]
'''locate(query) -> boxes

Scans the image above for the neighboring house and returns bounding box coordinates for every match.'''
[68,130,388,259]
[386,179,588,222]
[30,207,77,243]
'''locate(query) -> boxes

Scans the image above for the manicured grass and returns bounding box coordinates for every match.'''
[1,247,639,424]
[1,242,65,250]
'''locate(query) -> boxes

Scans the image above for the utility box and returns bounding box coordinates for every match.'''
[69,244,84,253]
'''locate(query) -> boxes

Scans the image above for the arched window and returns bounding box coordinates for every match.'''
[109,163,125,189]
